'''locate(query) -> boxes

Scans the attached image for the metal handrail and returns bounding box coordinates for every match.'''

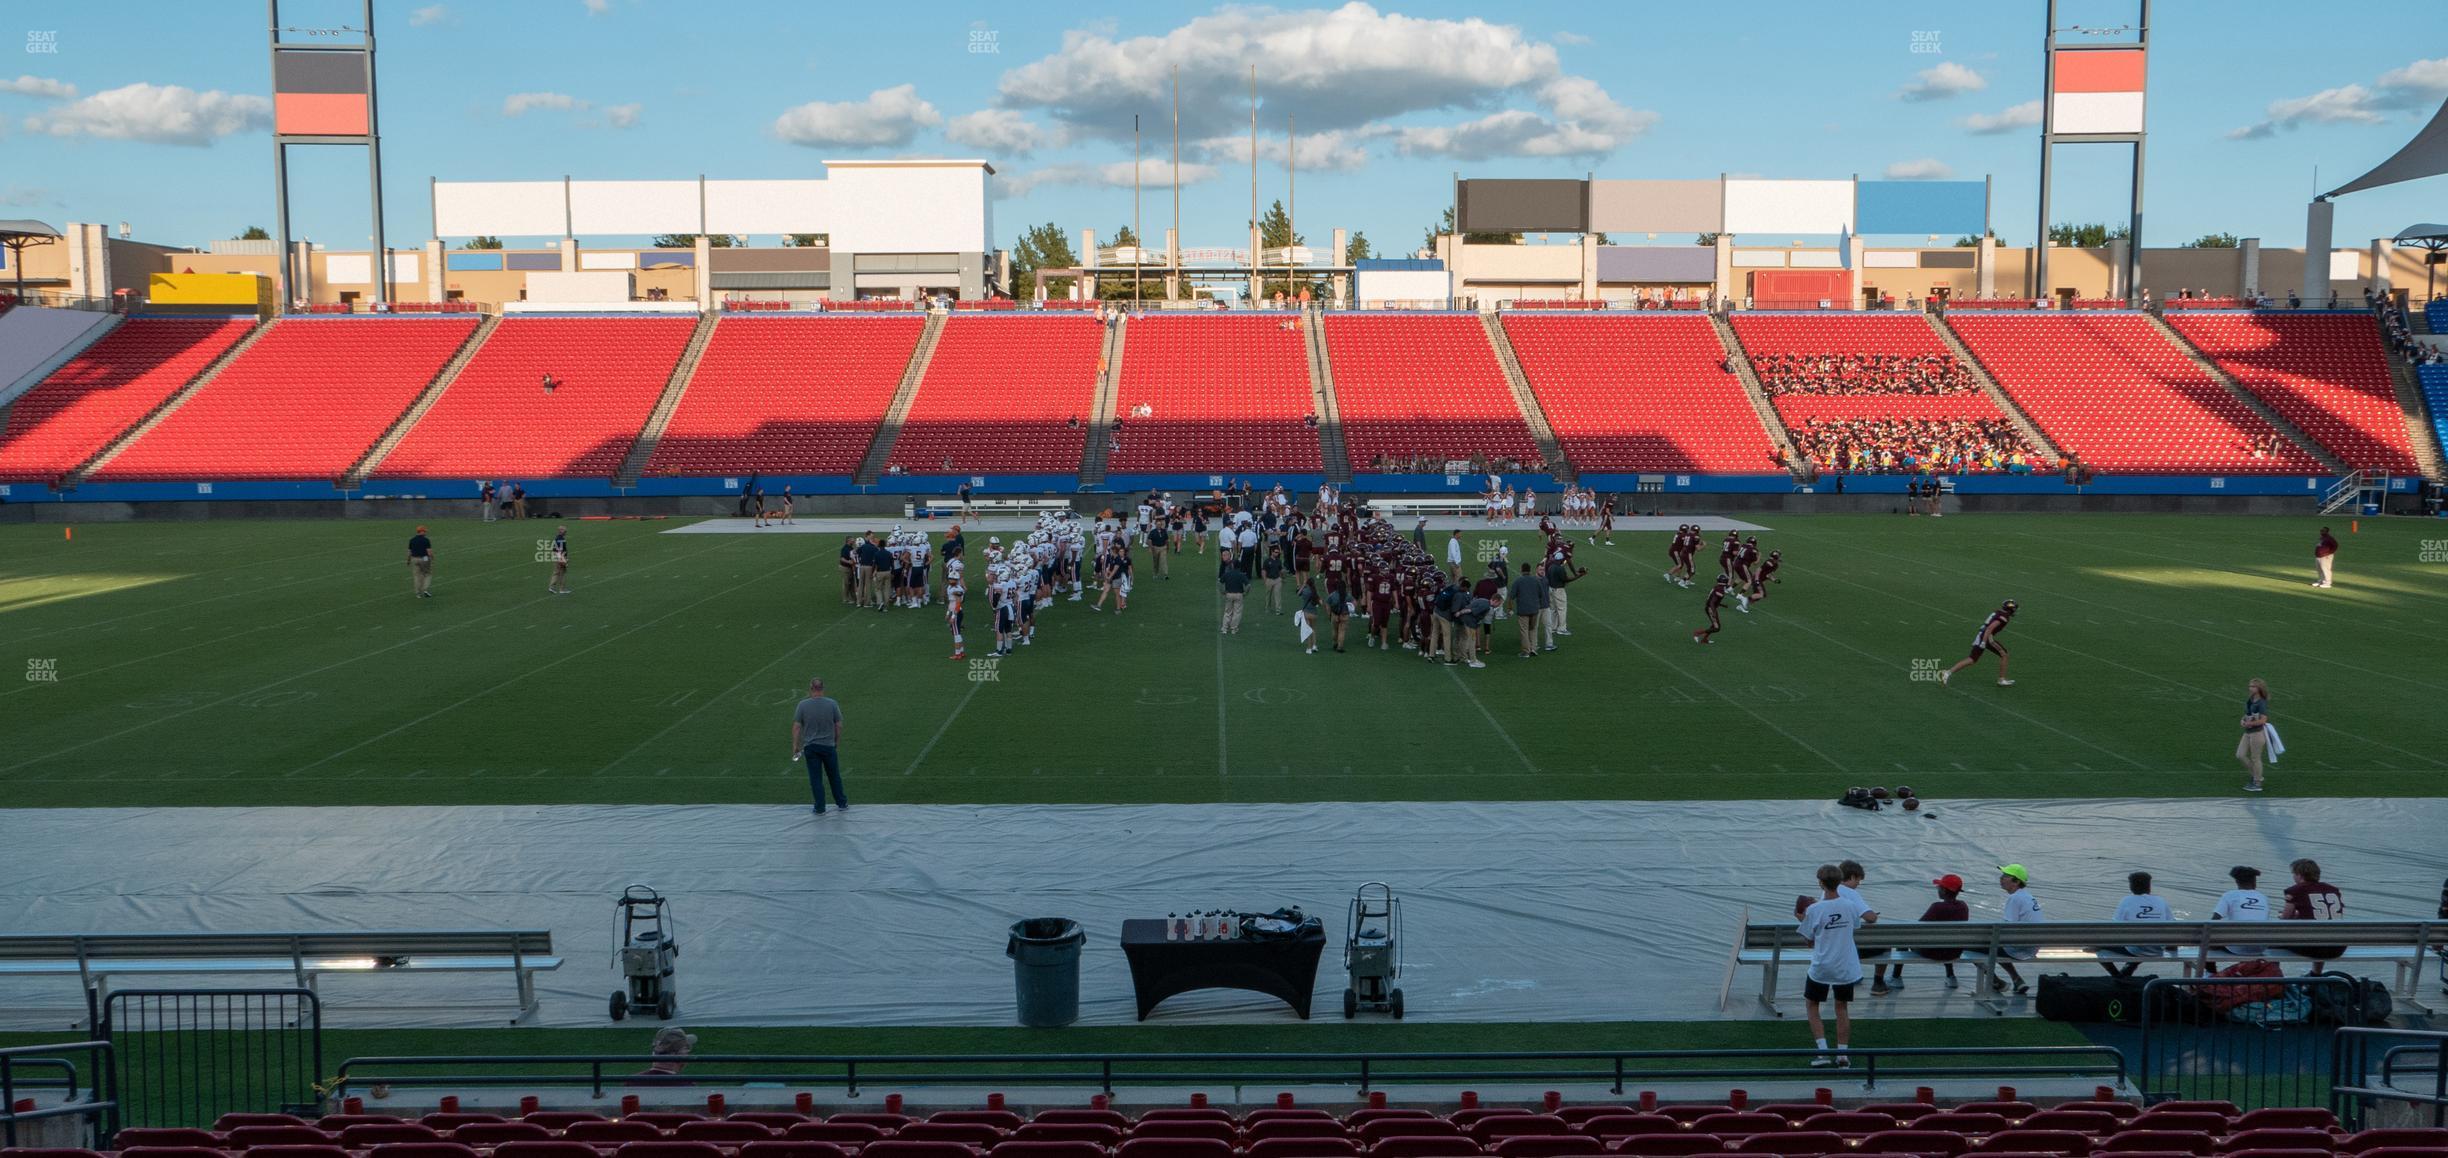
[339,1045,2126,1099]
[2335,1026,2448,1128]
[0,1040,115,1148]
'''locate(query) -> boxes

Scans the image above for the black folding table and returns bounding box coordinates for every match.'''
[1118,918,1326,1020]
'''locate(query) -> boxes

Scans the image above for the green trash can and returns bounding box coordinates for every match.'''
[1005,917,1086,1027]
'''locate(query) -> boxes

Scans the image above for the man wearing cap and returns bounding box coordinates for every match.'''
[1992,864,2043,995]
[627,1026,696,1086]
[406,525,435,598]
[1543,546,1585,644]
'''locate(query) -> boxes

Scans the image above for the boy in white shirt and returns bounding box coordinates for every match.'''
[2103,870,2171,978]
[1838,860,1896,996]
[1994,864,2043,995]
[2211,865,2271,956]
[1799,863,1875,1068]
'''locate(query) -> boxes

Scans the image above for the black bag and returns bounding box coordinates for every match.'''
[2036,973,2150,1024]
[2310,977,2393,1026]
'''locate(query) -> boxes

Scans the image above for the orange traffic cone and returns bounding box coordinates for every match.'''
[63,526,72,541]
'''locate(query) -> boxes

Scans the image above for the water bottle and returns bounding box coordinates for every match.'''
[1166,913,1180,941]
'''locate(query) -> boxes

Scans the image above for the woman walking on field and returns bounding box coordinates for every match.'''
[2237,678,2273,793]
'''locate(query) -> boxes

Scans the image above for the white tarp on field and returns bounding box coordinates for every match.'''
[0,798,2439,1030]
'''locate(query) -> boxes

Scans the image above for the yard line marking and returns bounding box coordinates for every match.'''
[592,609,862,776]
[1214,587,1228,777]
[284,547,806,778]
[1755,585,2151,770]
[1789,529,2448,693]
[2001,527,2448,647]
[1439,663,1538,775]
[1771,529,2448,769]
[0,536,746,775]
[904,679,984,777]
[1578,606,1850,774]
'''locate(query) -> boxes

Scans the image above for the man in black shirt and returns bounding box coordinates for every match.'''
[1147,520,1172,578]
[406,525,435,598]
[837,536,858,604]
[1218,559,1249,634]
[1261,545,1285,613]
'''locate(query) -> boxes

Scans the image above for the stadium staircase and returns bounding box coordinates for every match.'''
[853,311,947,486]
[64,317,270,487]
[1924,312,2065,463]
[613,312,719,487]
[1078,312,1125,487]
[1302,306,1353,484]
[2143,311,2347,474]
[343,313,499,488]
[1479,312,1574,482]
[0,311,121,410]
[2384,350,2448,479]
[1707,314,1803,477]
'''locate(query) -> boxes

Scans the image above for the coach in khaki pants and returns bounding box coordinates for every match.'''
[406,525,435,598]
[1218,559,1249,634]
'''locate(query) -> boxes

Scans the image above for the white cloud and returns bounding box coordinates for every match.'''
[24,83,268,145]
[504,91,585,116]
[1553,31,1591,46]
[774,84,941,148]
[582,0,609,13]
[2229,57,2448,140]
[1,75,76,99]
[995,160,1219,199]
[1897,61,1985,103]
[408,5,448,26]
[1193,129,1373,173]
[0,185,57,208]
[946,108,1062,156]
[1961,99,2042,135]
[990,2,1653,159]
[601,102,642,129]
[1883,158,1955,180]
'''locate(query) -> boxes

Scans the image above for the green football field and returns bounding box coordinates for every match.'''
[2,512,2441,809]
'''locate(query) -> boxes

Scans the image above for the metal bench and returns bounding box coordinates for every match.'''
[0,931,562,1024]
[1363,498,1489,520]
[914,498,1073,518]
[1724,913,2443,1017]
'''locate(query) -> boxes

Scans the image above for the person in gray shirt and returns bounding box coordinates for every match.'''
[1509,563,1549,658]
[790,677,848,815]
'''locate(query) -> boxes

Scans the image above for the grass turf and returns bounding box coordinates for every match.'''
[2,513,2442,808]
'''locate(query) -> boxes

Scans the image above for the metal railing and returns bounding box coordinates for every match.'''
[103,988,321,1129]
[337,1044,2126,1100]
[2136,975,2354,1110]
[2335,1026,2448,1128]
[0,1040,117,1148]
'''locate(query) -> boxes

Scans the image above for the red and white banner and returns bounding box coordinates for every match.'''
[2051,48,2145,135]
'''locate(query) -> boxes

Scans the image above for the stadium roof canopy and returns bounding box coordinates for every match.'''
[0,219,62,239]
[2392,223,2448,244]
[2326,98,2448,199]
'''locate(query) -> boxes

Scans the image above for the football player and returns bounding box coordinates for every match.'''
[1942,599,2019,686]
[1693,574,1731,644]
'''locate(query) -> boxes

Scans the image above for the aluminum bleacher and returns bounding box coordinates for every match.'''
[376,316,696,480]
[887,315,1103,475]
[1499,314,1773,473]
[2164,312,2420,475]
[644,316,924,477]
[94,317,479,482]
[0,317,255,484]
[1109,314,1320,473]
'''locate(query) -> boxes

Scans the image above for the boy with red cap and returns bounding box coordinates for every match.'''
[1894,874,1972,990]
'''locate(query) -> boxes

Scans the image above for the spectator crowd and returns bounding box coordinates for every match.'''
[1753,352,1981,397]
[1787,416,2039,475]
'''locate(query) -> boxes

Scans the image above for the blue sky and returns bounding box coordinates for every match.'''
[4,0,2444,255]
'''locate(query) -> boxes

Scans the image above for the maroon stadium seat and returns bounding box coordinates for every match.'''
[230,1126,341,1149]
[1009,1125,1121,1146]
[1684,1116,1787,1139]
[1245,1121,1350,1142]
[1734,1131,1845,1156]
[1113,1138,1233,1158]
[1580,1117,1683,1141]
[2219,1133,2336,1154]
[365,1143,483,1158]
[2098,1131,2218,1155]
[612,1142,731,1158]
[1030,1112,1130,1129]
[453,1124,556,1144]
[1854,1129,1974,1156]
[1972,1132,2092,1156]
[676,1123,780,1143]
[987,1143,1106,1158]
[2342,1132,2448,1154]
[786,1124,893,1145]
[1359,1119,1467,1143]
[494,1143,613,1158]
[740,1143,853,1158]
[1791,1115,1896,1139]
[2233,1113,2337,1135]
[931,1114,1026,1131]
[1609,1136,1728,1157]
[1127,1122,1237,1143]
[566,1122,669,1143]
[1497,1136,1611,1158]
[2019,1113,2122,1135]
[897,1126,1007,1145]
[342,1124,446,1147]
[117,1130,230,1149]
[1371,1137,1489,1158]
[1244,1139,1363,1158]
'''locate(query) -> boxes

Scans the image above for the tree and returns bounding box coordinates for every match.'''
[1696,232,1720,247]
[652,233,739,248]
[462,236,504,250]
[783,233,828,247]
[1112,224,1141,248]
[1010,221,1077,301]
[2184,232,2240,249]
[1345,231,1373,263]
[1953,230,1999,247]
[2047,222,2130,248]
[1103,224,1170,300]
[1590,231,1612,245]
[236,226,270,240]
[1422,206,1522,253]
[1257,198,1325,301]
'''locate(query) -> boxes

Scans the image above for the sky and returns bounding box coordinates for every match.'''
[3,0,2445,256]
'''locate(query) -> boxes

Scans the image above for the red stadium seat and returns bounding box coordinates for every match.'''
[2219,1132,2336,1154]
[1789,1115,1897,1138]
[2233,1112,2338,1134]
[1475,1117,1577,1144]
[422,1115,507,1130]
[1502,313,1772,472]
[1244,1139,1363,1158]
[888,315,1102,474]
[1498,1138,1611,1158]
[378,315,698,479]
[1126,1121,1238,1143]
[1554,1109,1640,1127]
[898,1125,1008,1145]
[452,1123,556,1144]
[566,1122,669,1144]
[1359,1119,1469,1143]
[1030,1112,1131,1129]
[365,1143,482,1158]
[1972,1131,2092,1156]
[786,1124,894,1145]
[987,1143,1107,1158]
[239,1147,350,1158]
[645,315,925,476]
[861,1143,985,1158]
[1009,1125,1121,1145]
[2342,1132,2448,1154]
[1917,1114,2014,1138]
[1951,1104,2042,1121]
[116,1130,230,1149]
[2167,313,2416,473]
[1370,1138,1489,1158]
[742,1144,854,1158]
[115,1148,234,1158]
[831,1114,918,1130]
[1326,314,1540,472]
[1244,1121,1351,1142]
[1685,1116,1787,1139]
[2019,1113,2123,1135]
[2098,1132,2217,1155]
[1733,1132,1846,1156]
[2130,1116,2234,1137]
[231,1126,340,1149]
[342,1124,446,1147]
[0,317,256,483]
[1110,314,1322,472]
[1855,1130,1974,1156]
[676,1123,780,1142]
[221,1116,312,1131]
[613,1142,731,1158]
[522,1113,611,1131]
[1245,1112,1339,1125]
[1580,1116,1683,1141]
[493,1143,610,1158]
[932,1113,1027,1131]
[1346,1111,1442,1128]
[1609,1136,1730,1157]
[1112,1139,1233,1158]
